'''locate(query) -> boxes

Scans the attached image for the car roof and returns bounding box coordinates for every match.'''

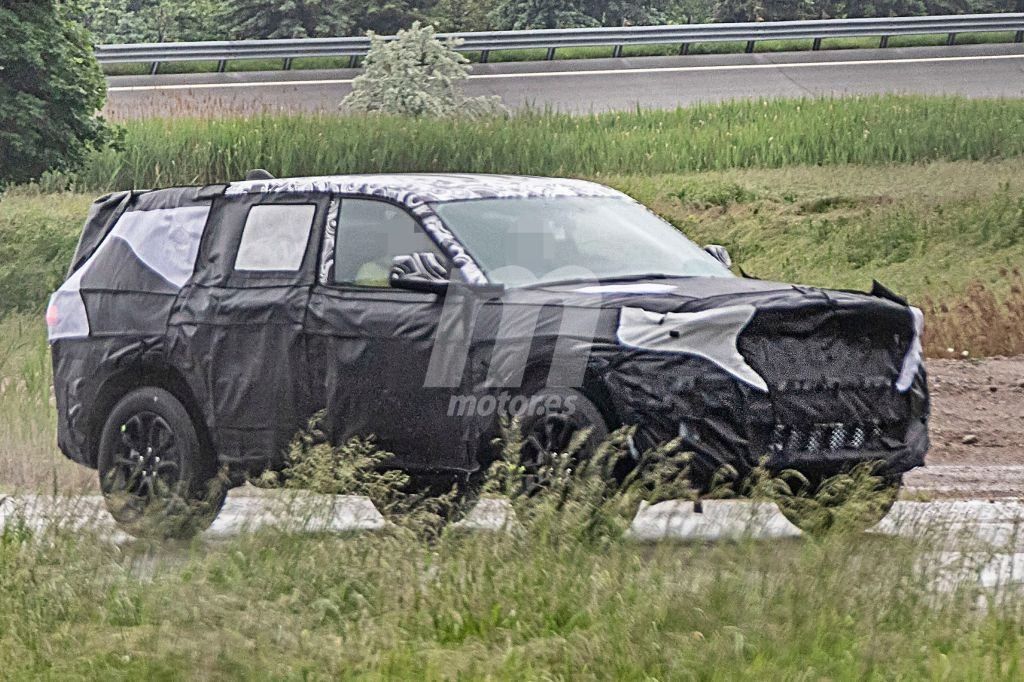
[224,173,628,204]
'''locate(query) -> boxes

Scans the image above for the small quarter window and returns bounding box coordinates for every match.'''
[235,204,316,272]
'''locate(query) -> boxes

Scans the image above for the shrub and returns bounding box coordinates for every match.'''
[342,21,505,118]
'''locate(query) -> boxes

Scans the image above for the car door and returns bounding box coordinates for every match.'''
[304,196,474,475]
[167,191,329,474]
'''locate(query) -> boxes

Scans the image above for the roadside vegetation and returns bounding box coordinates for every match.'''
[0,1,113,191]
[2,429,1024,678]
[0,315,93,493]
[342,22,505,117]
[77,96,1024,185]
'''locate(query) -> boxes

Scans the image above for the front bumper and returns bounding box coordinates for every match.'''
[603,355,929,488]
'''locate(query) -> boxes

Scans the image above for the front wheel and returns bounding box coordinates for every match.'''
[774,467,902,535]
[516,388,611,497]
[97,387,226,539]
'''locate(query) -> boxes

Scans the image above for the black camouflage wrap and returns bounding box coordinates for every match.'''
[49,174,928,486]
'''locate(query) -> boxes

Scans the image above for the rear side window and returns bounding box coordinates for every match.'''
[235,204,316,272]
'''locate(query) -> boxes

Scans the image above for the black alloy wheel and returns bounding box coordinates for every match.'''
[516,389,610,496]
[98,387,225,538]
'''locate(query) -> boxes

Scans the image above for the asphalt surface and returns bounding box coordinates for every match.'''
[104,43,1024,117]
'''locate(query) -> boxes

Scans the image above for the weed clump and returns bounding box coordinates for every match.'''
[924,268,1024,358]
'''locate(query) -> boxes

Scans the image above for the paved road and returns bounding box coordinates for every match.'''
[104,43,1024,118]
[6,487,1024,587]
[5,485,1024,547]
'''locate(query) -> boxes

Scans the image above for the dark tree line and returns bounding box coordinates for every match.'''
[77,0,1022,42]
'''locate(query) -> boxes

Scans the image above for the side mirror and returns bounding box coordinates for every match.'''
[704,244,732,269]
[390,252,450,295]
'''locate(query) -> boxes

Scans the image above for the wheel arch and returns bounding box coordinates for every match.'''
[475,359,622,466]
[516,362,621,432]
[86,363,213,468]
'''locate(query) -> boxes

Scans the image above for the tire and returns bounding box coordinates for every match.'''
[97,387,226,539]
[774,468,902,536]
[514,388,610,496]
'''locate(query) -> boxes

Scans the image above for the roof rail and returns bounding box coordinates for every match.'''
[245,169,275,181]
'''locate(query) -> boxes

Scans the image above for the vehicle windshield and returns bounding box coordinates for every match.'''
[432,196,732,287]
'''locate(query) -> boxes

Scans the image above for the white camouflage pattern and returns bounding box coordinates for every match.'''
[228,174,630,285]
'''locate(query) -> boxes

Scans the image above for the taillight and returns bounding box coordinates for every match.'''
[46,303,59,329]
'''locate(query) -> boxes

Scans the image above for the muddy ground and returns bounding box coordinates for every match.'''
[907,357,1024,498]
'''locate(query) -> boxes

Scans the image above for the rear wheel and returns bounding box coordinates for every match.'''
[97,387,226,539]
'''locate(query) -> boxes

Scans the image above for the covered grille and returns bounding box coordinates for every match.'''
[768,422,883,457]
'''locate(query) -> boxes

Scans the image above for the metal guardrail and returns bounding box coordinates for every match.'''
[95,13,1024,74]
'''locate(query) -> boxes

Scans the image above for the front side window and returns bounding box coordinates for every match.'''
[333,199,445,287]
[433,196,732,287]
[235,204,316,272]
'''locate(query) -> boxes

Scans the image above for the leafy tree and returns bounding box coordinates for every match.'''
[921,0,1016,13]
[352,0,432,35]
[714,0,817,20]
[224,0,428,40]
[843,0,926,15]
[713,0,764,20]
[78,0,225,43]
[430,0,494,32]
[342,22,505,117]
[663,0,718,23]
[224,0,354,39]
[581,0,673,25]
[0,0,113,189]
[490,0,599,29]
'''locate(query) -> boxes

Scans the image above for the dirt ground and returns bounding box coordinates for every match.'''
[904,357,1024,498]
[927,357,1024,465]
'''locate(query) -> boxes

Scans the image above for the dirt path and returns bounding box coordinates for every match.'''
[907,357,1024,498]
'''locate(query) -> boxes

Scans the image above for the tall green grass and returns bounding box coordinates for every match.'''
[69,96,1024,191]
[0,194,90,315]
[1,479,1023,677]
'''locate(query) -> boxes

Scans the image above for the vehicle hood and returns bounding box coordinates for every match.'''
[505,275,911,316]
[493,275,923,395]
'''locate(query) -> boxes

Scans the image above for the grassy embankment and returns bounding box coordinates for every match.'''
[3,96,1024,489]
[0,427,1022,679]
